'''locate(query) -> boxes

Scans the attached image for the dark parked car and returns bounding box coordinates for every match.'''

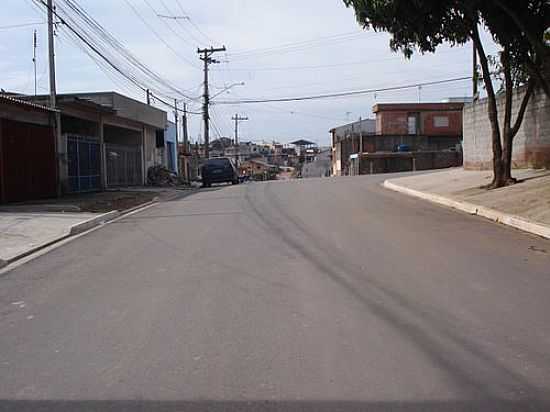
[201,157,239,188]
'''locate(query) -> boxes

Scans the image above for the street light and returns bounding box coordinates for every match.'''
[210,82,245,100]
[157,14,190,20]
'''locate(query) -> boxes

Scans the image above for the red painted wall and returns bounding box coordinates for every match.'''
[374,103,464,137]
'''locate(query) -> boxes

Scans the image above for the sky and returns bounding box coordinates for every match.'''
[2,0,498,145]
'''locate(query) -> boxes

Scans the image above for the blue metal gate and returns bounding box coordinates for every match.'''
[67,136,101,193]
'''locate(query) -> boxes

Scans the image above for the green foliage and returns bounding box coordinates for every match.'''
[343,0,549,90]
[342,0,472,58]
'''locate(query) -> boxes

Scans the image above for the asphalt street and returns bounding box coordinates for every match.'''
[1,174,550,412]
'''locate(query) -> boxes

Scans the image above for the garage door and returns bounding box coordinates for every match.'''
[106,143,142,187]
[1,119,57,202]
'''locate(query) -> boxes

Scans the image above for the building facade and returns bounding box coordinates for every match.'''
[331,103,465,176]
[25,92,168,193]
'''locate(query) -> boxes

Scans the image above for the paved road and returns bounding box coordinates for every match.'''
[1,175,550,411]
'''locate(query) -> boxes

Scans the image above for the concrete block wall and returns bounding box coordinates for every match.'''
[463,88,550,170]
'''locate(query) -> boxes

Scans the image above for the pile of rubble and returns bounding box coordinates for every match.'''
[147,165,179,187]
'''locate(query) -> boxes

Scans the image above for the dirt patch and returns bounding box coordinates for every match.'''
[5,191,160,213]
[61,191,159,213]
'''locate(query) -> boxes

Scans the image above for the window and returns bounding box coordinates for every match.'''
[407,115,418,135]
[434,116,450,128]
[155,129,165,148]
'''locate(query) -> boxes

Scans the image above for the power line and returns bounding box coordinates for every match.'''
[154,0,204,46]
[214,76,472,105]
[174,0,218,44]
[215,48,470,73]
[226,32,375,61]
[0,21,47,30]
[37,0,200,101]
[122,0,200,70]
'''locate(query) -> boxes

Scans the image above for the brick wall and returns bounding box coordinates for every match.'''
[376,108,463,136]
[378,111,409,135]
[463,88,550,170]
[421,111,463,136]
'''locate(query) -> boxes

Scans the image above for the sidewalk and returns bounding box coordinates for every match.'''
[0,212,104,267]
[384,168,550,239]
[0,190,169,269]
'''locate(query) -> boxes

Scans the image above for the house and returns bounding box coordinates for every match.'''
[330,102,465,176]
[240,158,279,178]
[372,103,464,152]
[0,95,58,203]
[22,91,168,193]
[330,118,376,176]
[302,149,332,178]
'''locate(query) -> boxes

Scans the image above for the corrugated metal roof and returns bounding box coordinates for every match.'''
[0,94,59,113]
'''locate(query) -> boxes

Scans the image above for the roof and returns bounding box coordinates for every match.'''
[291,139,316,146]
[330,118,376,134]
[0,94,59,113]
[372,102,465,113]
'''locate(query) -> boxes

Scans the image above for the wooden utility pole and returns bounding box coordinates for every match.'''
[174,99,179,142]
[46,0,65,195]
[33,30,38,97]
[359,117,363,156]
[47,0,57,108]
[198,46,226,159]
[232,114,248,167]
[182,103,189,150]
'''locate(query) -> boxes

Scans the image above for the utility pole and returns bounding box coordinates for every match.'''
[33,30,38,97]
[182,103,189,150]
[146,89,151,105]
[359,116,363,156]
[232,114,248,167]
[198,46,226,159]
[47,0,57,108]
[174,99,179,142]
[46,0,65,195]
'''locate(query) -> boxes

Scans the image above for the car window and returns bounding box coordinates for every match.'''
[206,158,231,167]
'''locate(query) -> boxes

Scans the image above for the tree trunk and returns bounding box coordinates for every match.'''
[471,24,505,188]
[502,131,515,183]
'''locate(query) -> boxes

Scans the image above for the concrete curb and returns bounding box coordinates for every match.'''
[383,180,550,240]
[69,210,121,235]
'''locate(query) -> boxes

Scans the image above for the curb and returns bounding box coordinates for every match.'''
[69,210,121,235]
[1,200,161,270]
[383,180,550,240]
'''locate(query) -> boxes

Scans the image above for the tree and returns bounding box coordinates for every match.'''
[343,0,547,188]
[488,1,550,98]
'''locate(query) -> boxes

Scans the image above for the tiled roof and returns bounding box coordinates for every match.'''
[0,94,59,112]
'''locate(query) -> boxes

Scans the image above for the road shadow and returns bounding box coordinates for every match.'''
[1,399,549,412]
[114,211,244,221]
